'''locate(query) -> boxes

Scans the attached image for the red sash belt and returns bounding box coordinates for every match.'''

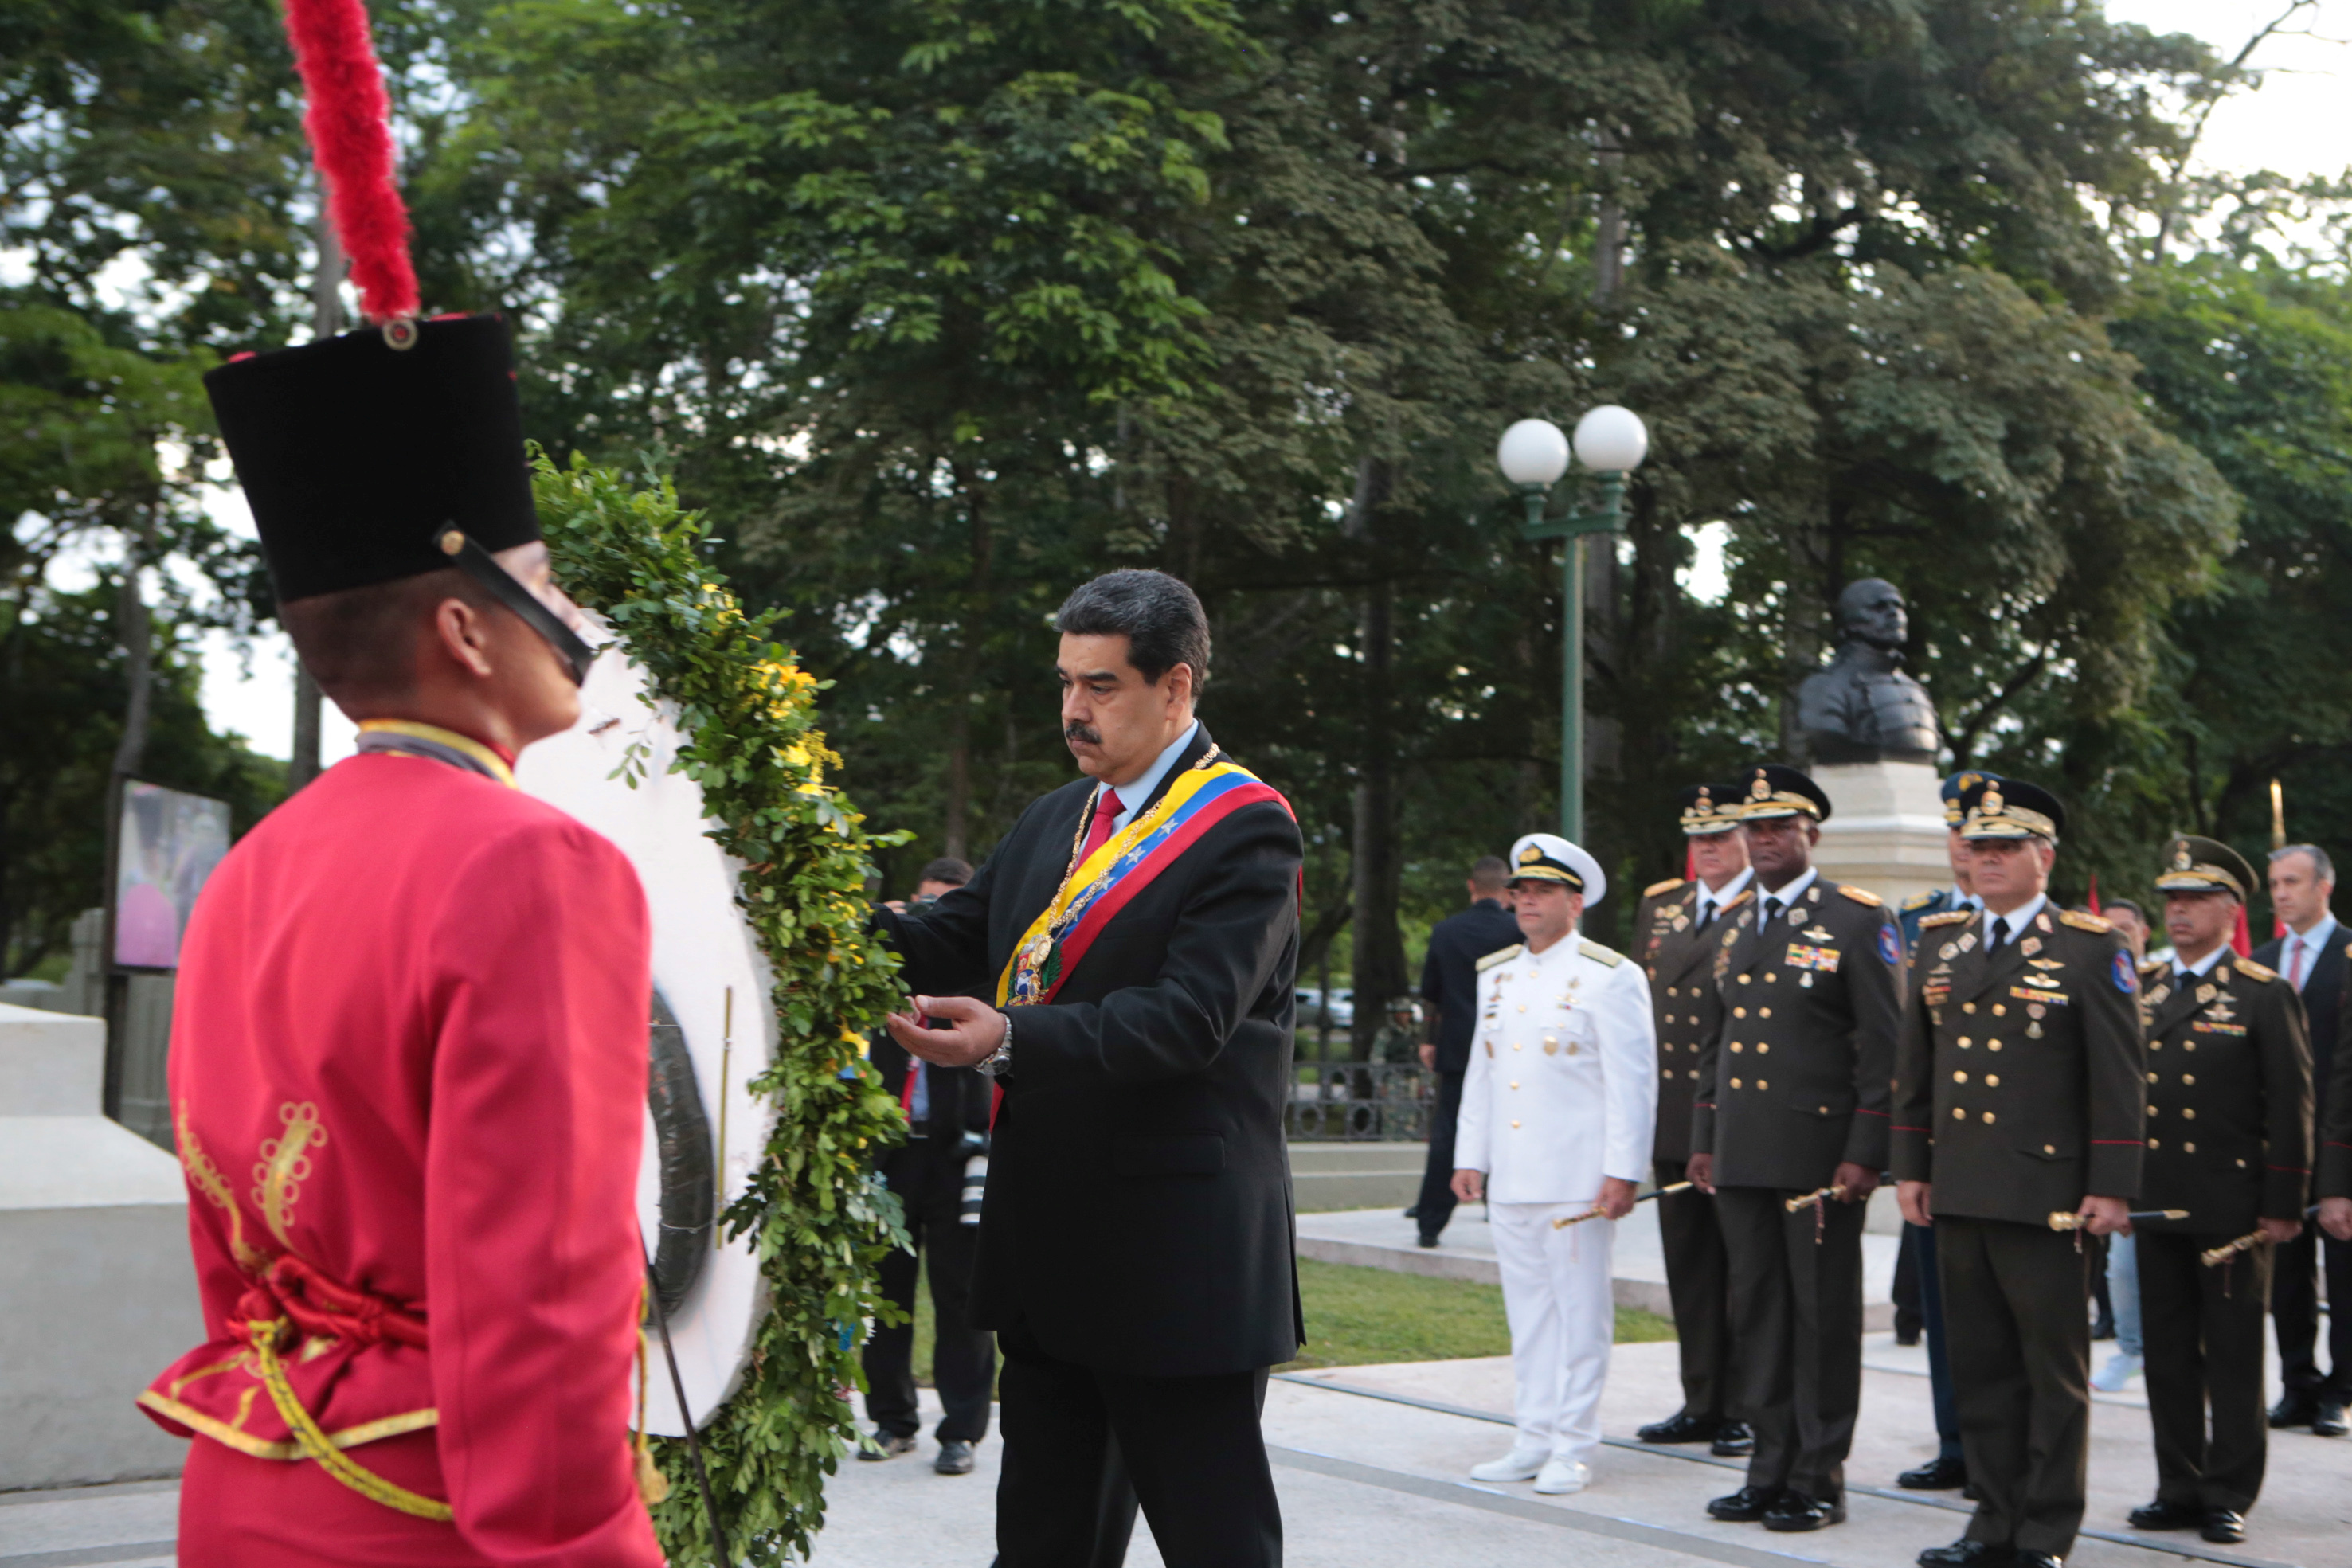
[231,1254,429,1351]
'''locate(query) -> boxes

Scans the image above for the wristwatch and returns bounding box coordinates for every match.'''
[974,1010,1014,1078]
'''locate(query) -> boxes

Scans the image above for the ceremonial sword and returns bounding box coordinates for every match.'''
[1552,1181,1693,1229]
[2201,1203,2325,1267]
[2046,1209,2189,1231]
[643,1246,734,1566]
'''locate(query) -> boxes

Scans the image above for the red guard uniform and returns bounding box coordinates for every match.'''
[139,741,665,1568]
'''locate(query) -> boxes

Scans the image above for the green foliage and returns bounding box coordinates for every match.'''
[533,452,911,1565]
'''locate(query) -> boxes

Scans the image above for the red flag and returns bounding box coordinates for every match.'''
[2087,873,2101,917]
[1685,842,1696,882]
[2232,904,2252,958]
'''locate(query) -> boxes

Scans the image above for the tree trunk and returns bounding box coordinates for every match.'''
[1780,506,1831,764]
[112,509,156,780]
[1344,454,1406,1062]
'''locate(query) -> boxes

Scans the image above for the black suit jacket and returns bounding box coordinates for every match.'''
[2255,921,2344,1128]
[1691,877,1902,1189]
[868,1031,991,1200]
[873,724,1304,1378]
[1892,905,2145,1225]
[1636,877,1755,1167]
[1420,898,1523,1073]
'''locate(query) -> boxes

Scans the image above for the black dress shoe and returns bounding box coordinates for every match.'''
[1900,1455,1970,1490]
[1762,1491,1845,1532]
[1706,1484,1779,1523]
[1711,1420,1755,1457]
[2012,1552,2063,1568]
[2127,1500,2202,1531]
[2314,1398,2349,1437]
[1918,1539,2009,1566]
[2090,1312,2116,1342]
[2268,1390,2319,1429]
[1415,1233,1441,1249]
[934,1438,976,1475]
[1638,1410,1719,1445]
[2200,1510,2248,1543]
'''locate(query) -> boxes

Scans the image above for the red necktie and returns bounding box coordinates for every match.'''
[1079,787,1123,863]
[2288,936,2309,991]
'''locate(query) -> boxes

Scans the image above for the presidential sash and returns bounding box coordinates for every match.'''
[996,757,1292,1008]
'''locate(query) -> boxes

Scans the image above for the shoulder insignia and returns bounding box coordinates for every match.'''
[1837,885,1883,907]
[1900,890,1936,910]
[1475,944,1524,972]
[2231,955,2279,983]
[1644,877,1687,900]
[1720,889,1754,911]
[2139,956,2167,976]
[1920,910,1972,929]
[1579,938,1624,968]
[2059,910,2113,934]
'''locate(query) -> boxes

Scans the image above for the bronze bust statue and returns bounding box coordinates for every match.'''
[1796,578,1939,764]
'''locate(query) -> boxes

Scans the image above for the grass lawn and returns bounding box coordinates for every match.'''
[904,1256,1674,1385]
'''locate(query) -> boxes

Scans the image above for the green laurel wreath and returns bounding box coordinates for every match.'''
[534,451,909,1565]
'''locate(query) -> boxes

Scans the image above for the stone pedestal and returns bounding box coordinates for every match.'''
[1810,760,1951,909]
[0,1001,200,1487]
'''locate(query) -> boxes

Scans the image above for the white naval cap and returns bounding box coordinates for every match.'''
[1505,832,1606,905]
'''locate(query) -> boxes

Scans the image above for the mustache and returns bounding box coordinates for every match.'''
[1064,722,1102,746]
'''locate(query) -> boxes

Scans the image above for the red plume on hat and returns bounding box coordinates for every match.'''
[283,0,419,325]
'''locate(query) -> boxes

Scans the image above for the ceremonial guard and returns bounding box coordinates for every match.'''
[1894,778,2144,1568]
[1453,835,1657,1496]
[1891,772,1990,1495]
[1689,764,1902,1533]
[873,570,1301,1567]
[137,310,664,1565]
[2123,838,2311,1546]
[1632,784,1755,1459]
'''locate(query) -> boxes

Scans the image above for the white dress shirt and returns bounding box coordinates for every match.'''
[1979,891,2048,952]
[2280,912,2339,992]
[1097,719,1200,833]
[1694,866,1755,929]
[2172,943,2229,983]
[1754,866,1819,927]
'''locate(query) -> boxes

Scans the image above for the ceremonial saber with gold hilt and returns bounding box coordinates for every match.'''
[2201,1204,2323,1268]
[1552,1182,1693,1229]
[2045,1209,2188,1231]
[1785,1184,1851,1214]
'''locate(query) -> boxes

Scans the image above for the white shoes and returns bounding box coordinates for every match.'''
[1533,1457,1591,1495]
[2092,1351,2143,1393]
[1469,1445,1549,1482]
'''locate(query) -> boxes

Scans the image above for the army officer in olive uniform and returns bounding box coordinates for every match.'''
[1894,778,2144,1568]
[2123,837,2311,1547]
[1632,783,1755,1459]
[1689,764,1904,1533]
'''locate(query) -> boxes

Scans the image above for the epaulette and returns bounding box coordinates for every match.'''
[1644,877,1687,900]
[1900,890,1937,911]
[1579,938,1623,968]
[2058,909,2113,934]
[1920,910,1972,929]
[1475,944,1524,972]
[2231,954,2280,983]
[1837,885,1883,907]
[2139,956,2168,976]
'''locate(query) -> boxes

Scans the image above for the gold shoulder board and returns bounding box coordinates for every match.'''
[1579,938,1624,968]
[2232,955,2280,983]
[2059,909,2114,933]
[1900,890,1935,910]
[1837,885,1883,907]
[2139,956,2167,976]
[1920,910,1972,929]
[1475,944,1524,972]
[1644,877,1687,900]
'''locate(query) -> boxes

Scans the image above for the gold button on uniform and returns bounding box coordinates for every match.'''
[1992,1004,2006,1016]
[2182,1073,2195,1086]
[1963,1003,1977,1015]
[1735,1007,1748,1019]
[1953,1107,1966,1120]
[1959,1037,1972,1048]
[1988,1041,2002,1052]
[1982,1111,1995,1124]
[1509,1081,1520,1089]
[1730,1077,1743,1089]
[1985,1074,1999,1087]
[1757,1079,1768,1090]
[1511,1120,1521,1129]
[2149,1137,2161,1149]
[2184,1142,2196,1154]
[1954,1070,1969,1083]
[2147,1072,2158,1084]
[1759,1007,1772,1018]
[2044,1144,2056,1155]
[2182,1107,2196,1120]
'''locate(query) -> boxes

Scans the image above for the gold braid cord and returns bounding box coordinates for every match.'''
[246,1317,455,1523]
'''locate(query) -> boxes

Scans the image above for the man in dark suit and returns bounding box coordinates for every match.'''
[875,569,1302,1568]
[1632,782,1755,1458]
[1689,764,1904,1533]
[1411,856,1522,1246]
[1895,777,2144,1568]
[2253,843,2350,1437]
[861,858,997,1475]
[2125,837,2312,1546]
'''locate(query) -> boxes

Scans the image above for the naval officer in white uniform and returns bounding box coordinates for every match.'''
[1453,832,1659,1494]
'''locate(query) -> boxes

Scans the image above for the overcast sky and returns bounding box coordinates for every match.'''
[192,1,2351,763]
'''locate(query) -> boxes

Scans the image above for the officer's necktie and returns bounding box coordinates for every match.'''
[1765,896,1784,925]
[1987,916,2010,952]
[1697,896,1716,929]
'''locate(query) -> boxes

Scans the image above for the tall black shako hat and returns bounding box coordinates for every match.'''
[211,0,588,679]
[1957,776,2065,842]
[1739,763,1831,823]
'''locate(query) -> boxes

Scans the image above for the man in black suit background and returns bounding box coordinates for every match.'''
[1411,856,1521,1247]
[861,856,996,1475]
[2253,843,2350,1437]
[875,569,1303,1568]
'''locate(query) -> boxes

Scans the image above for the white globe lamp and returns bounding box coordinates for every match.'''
[1496,418,1571,487]
[1571,405,1649,474]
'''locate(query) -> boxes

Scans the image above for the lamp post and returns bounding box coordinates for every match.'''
[1497,406,1649,843]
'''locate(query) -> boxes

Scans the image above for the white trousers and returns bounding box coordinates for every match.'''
[1489,1200,1616,1463]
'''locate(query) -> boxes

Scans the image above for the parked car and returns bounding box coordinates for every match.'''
[1293,986,1354,1030]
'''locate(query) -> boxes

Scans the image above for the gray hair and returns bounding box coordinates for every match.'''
[1055,569,1211,690]
[2269,843,2335,885]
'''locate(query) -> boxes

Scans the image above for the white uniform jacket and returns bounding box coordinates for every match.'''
[1455,934,1659,1204]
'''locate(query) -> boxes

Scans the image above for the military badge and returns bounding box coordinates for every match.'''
[1877,925,1900,966]
[1785,944,1842,973]
[2020,936,2042,956]
[1940,942,1959,960]
[2111,951,2136,993]
[1959,933,1978,952]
